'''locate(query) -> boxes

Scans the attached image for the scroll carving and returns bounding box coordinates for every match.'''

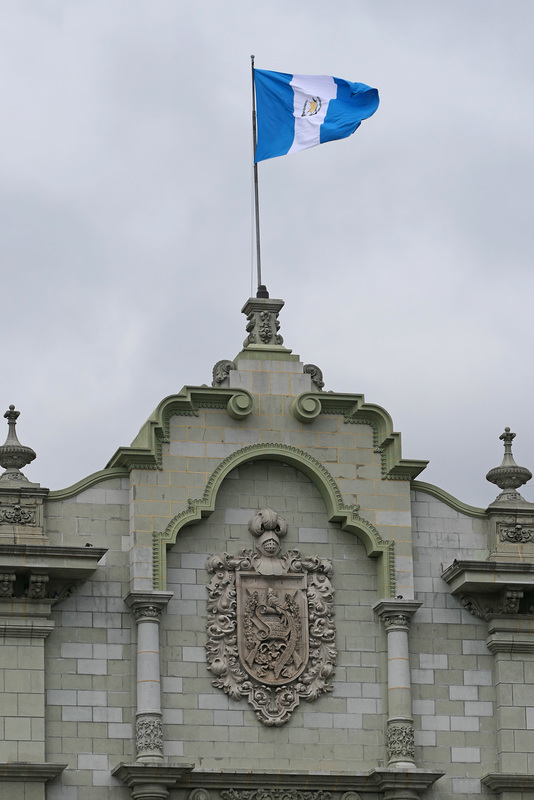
[303,364,325,391]
[212,360,236,387]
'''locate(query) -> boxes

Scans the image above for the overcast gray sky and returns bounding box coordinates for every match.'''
[2,1,534,507]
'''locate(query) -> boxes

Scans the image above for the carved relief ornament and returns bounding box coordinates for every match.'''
[222,792,332,800]
[387,721,415,760]
[499,523,534,543]
[206,508,336,726]
[132,604,164,623]
[459,588,528,618]
[0,503,36,525]
[382,613,411,631]
[135,716,163,755]
[0,573,16,598]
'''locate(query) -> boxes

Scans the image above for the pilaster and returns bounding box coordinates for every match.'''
[125,591,173,763]
[374,600,422,769]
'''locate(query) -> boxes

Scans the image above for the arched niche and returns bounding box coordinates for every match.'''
[152,443,395,597]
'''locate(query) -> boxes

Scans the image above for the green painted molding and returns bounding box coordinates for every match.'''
[411,480,487,519]
[292,393,428,481]
[47,467,129,502]
[106,387,254,471]
[152,442,395,598]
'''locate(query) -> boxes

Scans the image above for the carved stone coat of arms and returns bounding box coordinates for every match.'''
[206,508,336,726]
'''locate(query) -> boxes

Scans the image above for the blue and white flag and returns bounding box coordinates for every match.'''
[254,69,379,163]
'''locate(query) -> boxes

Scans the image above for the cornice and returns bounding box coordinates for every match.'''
[47,468,129,502]
[0,619,55,638]
[292,393,428,481]
[411,481,487,519]
[0,543,107,573]
[442,559,534,593]
[0,762,67,781]
[175,768,444,792]
[485,616,534,652]
[0,485,49,499]
[106,387,254,471]
[482,773,534,792]
[111,765,443,794]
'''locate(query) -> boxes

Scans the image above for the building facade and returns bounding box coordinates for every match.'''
[1,294,533,800]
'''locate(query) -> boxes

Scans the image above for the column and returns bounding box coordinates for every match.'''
[126,591,173,763]
[374,600,421,769]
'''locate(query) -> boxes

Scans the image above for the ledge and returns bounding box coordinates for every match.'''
[0,618,55,638]
[0,544,107,579]
[442,560,534,594]
[170,767,444,792]
[0,485,49,499]
[486,616,534,653]
[0,762,67,782]
[482,773,534,792]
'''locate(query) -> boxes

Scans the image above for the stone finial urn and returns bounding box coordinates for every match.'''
[0,405,36,483]
[486,427,532,503]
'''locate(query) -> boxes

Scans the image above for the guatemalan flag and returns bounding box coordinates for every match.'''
[254,69,379,163]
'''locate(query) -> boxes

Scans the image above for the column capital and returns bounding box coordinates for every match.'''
[374,599,422,631]
[125,591,173,623]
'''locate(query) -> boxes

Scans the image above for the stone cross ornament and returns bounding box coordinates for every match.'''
[206,508,336,726]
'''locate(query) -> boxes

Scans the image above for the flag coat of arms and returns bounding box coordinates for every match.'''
[254,69,379,162]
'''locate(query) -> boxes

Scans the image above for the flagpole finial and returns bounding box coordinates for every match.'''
[256,285,269,299]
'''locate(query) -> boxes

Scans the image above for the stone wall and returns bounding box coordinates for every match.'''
[410,488,496,797]
[45,478,132,799]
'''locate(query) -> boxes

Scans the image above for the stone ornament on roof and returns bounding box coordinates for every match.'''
[0,405,37,484]
[241,292,288,352]
[486,427,533,504]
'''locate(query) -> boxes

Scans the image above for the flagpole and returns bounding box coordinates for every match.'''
[251,55,263,294]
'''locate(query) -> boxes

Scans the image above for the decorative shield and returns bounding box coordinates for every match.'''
[206,508,336,726]
[236,572,308,686]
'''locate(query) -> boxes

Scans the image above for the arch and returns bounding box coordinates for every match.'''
[152,443,395,597]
